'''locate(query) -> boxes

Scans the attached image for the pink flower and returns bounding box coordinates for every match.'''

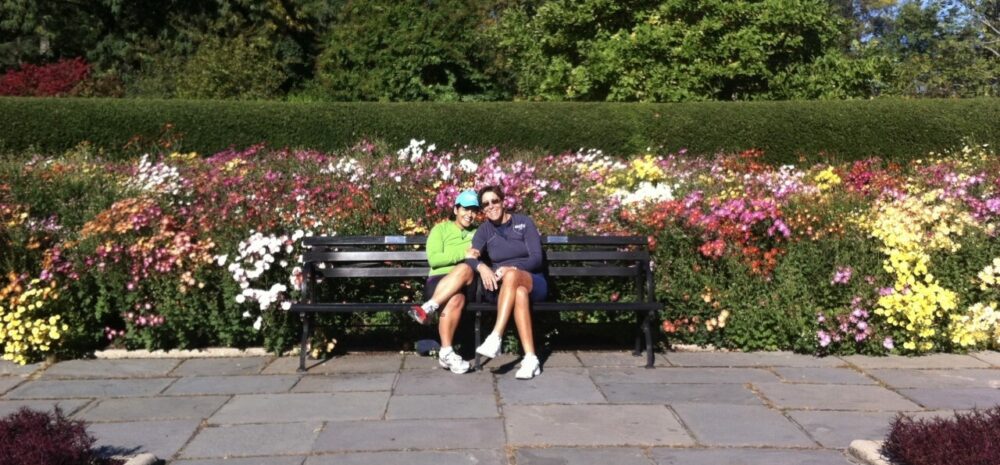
[831,266,853,285]
[883,337,894,350]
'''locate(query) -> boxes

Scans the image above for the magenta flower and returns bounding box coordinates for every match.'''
[831,266,853,285]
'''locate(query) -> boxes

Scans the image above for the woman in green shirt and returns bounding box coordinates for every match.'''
[409,189,480,374]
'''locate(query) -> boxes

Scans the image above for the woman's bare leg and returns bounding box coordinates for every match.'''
[430,264,474,305]
[439,294,464,347]
[492,270,533,335]
[512,287,535,354]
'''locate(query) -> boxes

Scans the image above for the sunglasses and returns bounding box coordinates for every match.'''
[482,198,503,207]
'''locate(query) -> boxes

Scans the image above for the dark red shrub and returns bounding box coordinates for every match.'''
[882,406,1000,465]
[0,58,91,96]
[0,407,105,465]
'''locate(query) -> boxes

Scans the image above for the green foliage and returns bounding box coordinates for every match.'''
[485,0,884,101]
[2,97,999,164]
[312,0,503,101]
[175,36,285,100]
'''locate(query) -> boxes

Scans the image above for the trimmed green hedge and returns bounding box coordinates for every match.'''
[2,97,998,163]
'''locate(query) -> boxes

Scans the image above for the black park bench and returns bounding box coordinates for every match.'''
[289,235,662,372]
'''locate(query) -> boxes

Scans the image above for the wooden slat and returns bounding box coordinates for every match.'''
[542,235,646,246]
[468,302,660,312]
[319,268,430,278]
[304,251,427,263]
[304,235,427,246]
[545,267,642,277]
[545,251,649,261]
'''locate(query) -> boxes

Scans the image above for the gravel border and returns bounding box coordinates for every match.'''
[849,440,890,465]
[95,347,272,359]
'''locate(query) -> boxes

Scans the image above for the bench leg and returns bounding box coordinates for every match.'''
[474,311,482,371]
[298,312,310,373]
[633,311,643,357]
[644,310,655,369]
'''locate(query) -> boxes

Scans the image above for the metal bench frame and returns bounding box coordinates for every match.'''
[290,235,661,372]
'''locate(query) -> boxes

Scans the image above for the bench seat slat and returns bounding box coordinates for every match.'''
[303,235,647,247]
[469,302,659,312]
[290,302,660,314]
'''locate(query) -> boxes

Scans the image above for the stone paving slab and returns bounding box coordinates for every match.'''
[386,394,498,419]
[76,395,229,422]
[504,405,694,447]
[753,382,921,411]
[402,354,460,370]
[666,352,845,367]
[394,369,493,395]
[516,447,653,465]
[42,359,181,378]
[650,448,851,465]
[590,367,779,385]
[576,351,669,367]
[171,357,272,376]
[536,352,584,368]
[0,399,91,417]
[868,369,1000,389]
[772,367,877,385]
[0,376,24,394]
[971,351,1000,367]
[173,457,305,465]
[305,449,507,465]
[4,378,175,399]
[89,419,201,460]
[264,355,403,374]
[209,392,389,424]
[291,373,397,393]
[497,368,605,404]
[897,387,1000,410]
[786,410,898,448]
[164,375,299,395]
[842,354,991,369]
[313,418,505,452]
[0,360,44,376]
[180,422,322,458]
[600,383,763,405]
[671,403,816,447]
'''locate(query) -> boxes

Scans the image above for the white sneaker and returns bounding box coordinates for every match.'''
[438,350,470,374]
[515,355,541,380]
[475,333,502,358]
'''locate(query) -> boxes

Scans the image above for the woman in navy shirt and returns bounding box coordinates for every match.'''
[468,185,547,379]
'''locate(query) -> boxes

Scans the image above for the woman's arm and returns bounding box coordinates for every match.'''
[426,224,464,269]
[501,215,543,272]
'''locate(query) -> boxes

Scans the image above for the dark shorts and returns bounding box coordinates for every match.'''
[483,271,547,303]
[424,274,476,302]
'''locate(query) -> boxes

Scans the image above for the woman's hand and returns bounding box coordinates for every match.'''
[478,263,498,291]
[465,247,480,259]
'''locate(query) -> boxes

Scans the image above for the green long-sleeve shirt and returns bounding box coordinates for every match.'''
[426,221,474,276]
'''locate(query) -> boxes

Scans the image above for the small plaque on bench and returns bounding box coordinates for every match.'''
[547,236,569,244]
[384,236,407,244]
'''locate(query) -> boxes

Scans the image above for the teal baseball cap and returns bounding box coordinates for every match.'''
[455,189,480,208]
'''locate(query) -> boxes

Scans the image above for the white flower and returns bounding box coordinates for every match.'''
[235,295,246,304]
[281,301,292,311]
[458,159,478,173]
[253,316,263,330]
[215,255,227,266]
[242,311,251,318]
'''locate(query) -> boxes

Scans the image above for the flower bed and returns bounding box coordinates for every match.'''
[1,141,998,362]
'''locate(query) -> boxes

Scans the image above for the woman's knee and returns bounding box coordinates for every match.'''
[453,263,474,282]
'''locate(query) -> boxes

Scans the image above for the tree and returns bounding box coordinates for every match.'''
[312,0,504,101]
[483,0,885,101]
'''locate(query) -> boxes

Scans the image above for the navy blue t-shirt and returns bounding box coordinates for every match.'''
[471,213,543,273]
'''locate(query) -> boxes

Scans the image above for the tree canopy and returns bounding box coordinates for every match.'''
[0,0,996,100]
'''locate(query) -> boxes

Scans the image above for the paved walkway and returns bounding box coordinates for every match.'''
[2,350,1000,464]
